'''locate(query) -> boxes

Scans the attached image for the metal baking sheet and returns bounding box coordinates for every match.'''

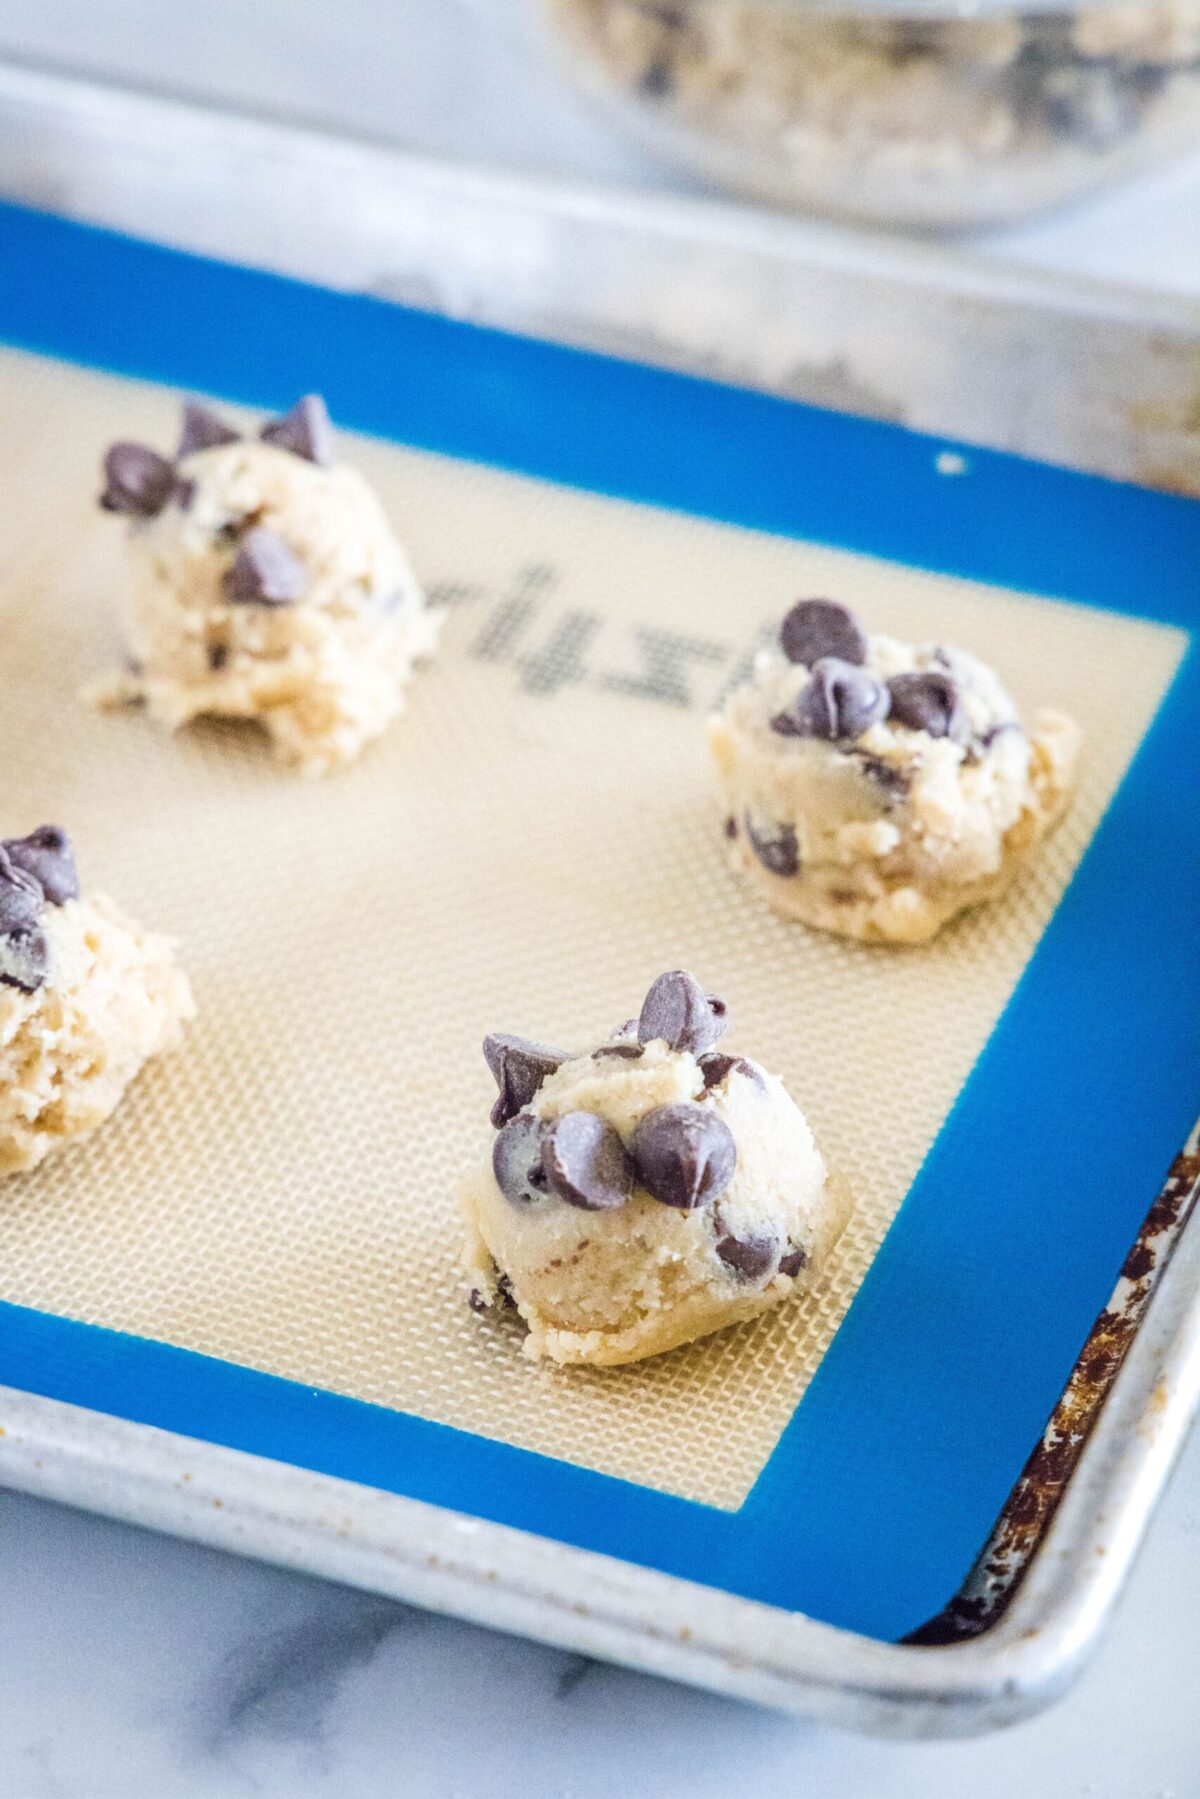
[0,74,1199,1734]
[1,59,1199,497]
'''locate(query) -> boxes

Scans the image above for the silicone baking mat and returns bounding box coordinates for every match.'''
[0,202,1198,1643]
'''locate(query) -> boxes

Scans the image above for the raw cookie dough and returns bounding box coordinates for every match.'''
[90,396,440,776]
[0,827,194,1176]
[711,598,1080,946]
[462,970,848,1367]
[546,0,1200,228]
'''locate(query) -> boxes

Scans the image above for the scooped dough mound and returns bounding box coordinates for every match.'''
[462,970,849,1367]
[0,827,193,1177]
[90,396,440,777]
[710,597,1080,944]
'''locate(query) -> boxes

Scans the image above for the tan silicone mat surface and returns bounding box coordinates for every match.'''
[0,347,1186,1509]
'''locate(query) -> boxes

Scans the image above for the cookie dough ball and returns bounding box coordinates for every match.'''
[710,598,1080,945]
[462,970,848,1367]
[0,827,193,1176]
[91,397,440,776]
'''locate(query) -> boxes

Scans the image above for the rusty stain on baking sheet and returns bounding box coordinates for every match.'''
[1147,1376,1170,1416]
[1127,384,1200,438]
[1126,344,1200,497]
[907,1119,1200,1646]
[1134,465,1200,499]
[370,271,910,431]
[546,323,908,426]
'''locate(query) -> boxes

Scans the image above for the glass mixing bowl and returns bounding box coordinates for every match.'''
[501,0,1200,227]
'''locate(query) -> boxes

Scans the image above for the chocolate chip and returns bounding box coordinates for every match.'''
[643,54,678,95]
[632,1103,736,1210]
[714,1225,779,1282]
[260,394,333,466]
[724,815,738,840]
[492,1111,550,1207]
[540,1111,634,1211]
[781,657,891,742]
[593,1043,644,1061]
[469,1271,519,1312]
[483,1033,568,1128]
[853,751,912,799]
[0,849,44,932]
[0,848,49,993]
[208,643,229,671]
[780,599,867,668]
[637,970,728,1056]
[99,443,177,518]
[778,1245,808,1277]
[744,815,800,879]
[888,671,968,742]
[223,528,307,606]
[699,1052,736,1088]
[178,402,240,458]
[218,505,267,545]
[0,924,50,994]
[1040,62,1151,150]
[699,1053,765,1091]
[3,826,79,906]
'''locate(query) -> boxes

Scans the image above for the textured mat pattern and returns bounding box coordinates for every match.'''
[0,348,1184,1507]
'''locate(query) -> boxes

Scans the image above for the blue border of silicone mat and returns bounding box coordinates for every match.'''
[1,199,1198,1643]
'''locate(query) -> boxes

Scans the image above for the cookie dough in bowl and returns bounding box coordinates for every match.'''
[710,598,1080,945]
[90,396,440,776]
[0,827,194,1176]
[541,0,1200,230]
[462,970,849,1367]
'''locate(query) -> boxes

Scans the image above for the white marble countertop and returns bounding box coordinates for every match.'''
[1,4,1199,1793]
[4,1423,1199,1798]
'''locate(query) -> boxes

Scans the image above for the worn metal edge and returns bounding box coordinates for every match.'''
[1,49,1194,323]
[908,1123,1200,1643]
[1,59,1199,493]
[1,1173,1198,1737]
[952,1142,1200,1681]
